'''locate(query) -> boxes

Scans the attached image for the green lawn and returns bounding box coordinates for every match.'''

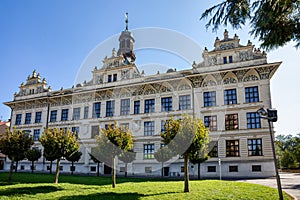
[0,173,292,200]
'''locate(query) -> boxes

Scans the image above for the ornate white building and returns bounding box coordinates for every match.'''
[4,25,281,178]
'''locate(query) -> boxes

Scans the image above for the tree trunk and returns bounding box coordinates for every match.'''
[15,160,18,172]
[161,162,164,177]
[50,161,53,174]
[198,162,200,180]
[8,157,14,182]
[125,163,128,178]
[31,161,34,173]
[112,156,116,188]
[184,153,189,193]
[71,161,74,175]
[97,162,100,177]
[54,159,60,184]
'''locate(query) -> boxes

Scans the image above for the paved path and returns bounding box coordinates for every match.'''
[238,173,300,200]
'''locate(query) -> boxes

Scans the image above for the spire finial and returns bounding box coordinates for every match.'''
[125,12,128,31]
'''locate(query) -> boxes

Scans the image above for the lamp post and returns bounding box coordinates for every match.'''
[257,108,283,200]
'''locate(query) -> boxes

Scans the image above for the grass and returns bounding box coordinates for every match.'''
[0,173,292,200]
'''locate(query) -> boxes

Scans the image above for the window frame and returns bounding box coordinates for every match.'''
[204,115,218,131]
[15,114,22,125]
[134,100,140,114]
[143,144,155,159]
[248,138,263,156]
[106,100,115,117]
[179,95,191,110]
[25,113,32,124]
[120,99,130,116]
[92,102,101,118]
[161,97,172,112]
[61,109,69,121]
[144,121,155,136]
[225,113,239,130]
[224,88,237,105]
[245,86,259,103]
[35,112,42,123]
[226,140,239,157]
[144,99,155,113]
[247,112,261,129]
[72,107,81,120]
[50,110,57,122]
[203,91,216,107]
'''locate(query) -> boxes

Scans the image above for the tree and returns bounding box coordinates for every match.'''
[161,116,209,192]
[118,150,136,177]
[43,147,57,174]
[95,122,133,188]
[25,148,42,173]
[66,150,82,175]
[154,146,173,177]
[39,128,80,184]
[10,152,26,173]
[189,149,209,180]
[0,128,33,182]
[89,152,102,176]
[201,0,300,50]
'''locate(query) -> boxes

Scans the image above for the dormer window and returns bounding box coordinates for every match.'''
[223,56,233,64]
[113,74,117,82]
[223,57,227,64]
[108,75,112,83]
[229,56,233,63]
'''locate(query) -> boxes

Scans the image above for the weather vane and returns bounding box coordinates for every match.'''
[125,12,128,30]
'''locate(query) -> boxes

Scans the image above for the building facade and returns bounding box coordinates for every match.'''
[4,27,281,178]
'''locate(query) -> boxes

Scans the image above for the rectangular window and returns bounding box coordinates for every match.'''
[105,124,114,130]
[15,114,22,125]
[92,102,101,118]
[33,129,40,141]
[161,120,167,133]
[224,89,237,105]
[120,99,130,115]
[144,121,155,136]
[225,114,239,130]
[84,106,89,119]
[223,57,227,64]
[72,108,81,120]
[113,74,117,82]
[144,144,155,159]
[229,166,238,172]
[161,97,172,112]
[203,91,216,107]
[208,142,218,157]
[204,115,217,131]
[145,166,152,173]
[248,138,263,156]
[71,127,79,138]
[247,112,261,129]
[106,100,115,117]
[207,166,216,172]
[120,123,129,131]
[61,109,69,121]
[144,99,155,113]
[179,95,191,110]
[35,112,42,123]
[90,166,96,172]
[226,140,239,157]
[229,56,233,63]
[108,75,112,83]
[134,100,140,114]
[91,125,99,138]
[252,165,262,172]
[25,113,32,124]
[50,110,57,122]
[245,86,259,103]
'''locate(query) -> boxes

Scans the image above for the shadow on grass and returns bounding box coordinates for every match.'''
[0,185,62,196]
[59,191,179,200]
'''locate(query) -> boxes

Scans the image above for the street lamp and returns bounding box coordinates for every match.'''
[257,108,283,200]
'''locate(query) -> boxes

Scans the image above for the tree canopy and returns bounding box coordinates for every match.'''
[201,0,300,50]
[39,128,80,183]
[66,150,82,175]
[0,128,33,182]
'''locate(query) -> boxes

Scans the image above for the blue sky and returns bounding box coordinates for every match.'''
[0,1,299,135]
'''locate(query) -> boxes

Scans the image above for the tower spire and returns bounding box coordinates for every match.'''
[125,12,128,31]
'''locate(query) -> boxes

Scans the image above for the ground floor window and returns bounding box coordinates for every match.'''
[145,166,152,173]
[252,165,262,172]
[207,166,216,172]
[229,165,238,172]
